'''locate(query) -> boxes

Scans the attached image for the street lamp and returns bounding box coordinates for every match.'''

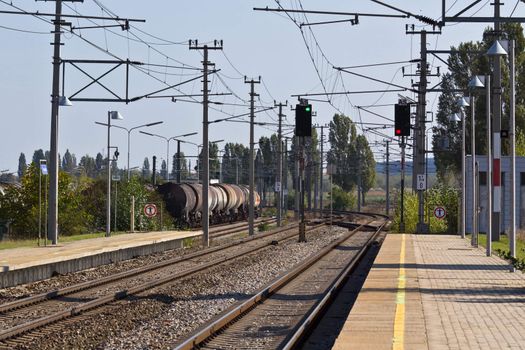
[139,131,198,182]
[38,159,48,246]
[508,40,517,271]
[106,111,123,238]
[449,96,469,239]
[95,121,164,180]
[486,40,509,258]
[469,74,491,255]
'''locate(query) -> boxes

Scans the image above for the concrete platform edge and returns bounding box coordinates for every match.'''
[0,235,197,289]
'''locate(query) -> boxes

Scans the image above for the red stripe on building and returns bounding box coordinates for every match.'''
[493,159,501,186]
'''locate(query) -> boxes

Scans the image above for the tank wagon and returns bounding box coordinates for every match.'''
[158,182,261,227]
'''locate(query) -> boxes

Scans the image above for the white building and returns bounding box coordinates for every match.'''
[465,155,525,233]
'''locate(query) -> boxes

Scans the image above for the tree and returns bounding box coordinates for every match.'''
[17,153,27,179]
[142,157,150,179]
[326,114,358,192]
[197,142,220,181]
[79,155,97,178]
[32,149,46,165]
[171,152,188,181]
[160,159,167,180]
[258,135,277,202]
[62,149,75,173]
[433,23,525,181]
[0,163,93,238]
[355,135,376,205]
[222,143,249,184]
[325,114,375,204]
[305,128,320,209]
[329,184,356,211]
[95,153,104,177]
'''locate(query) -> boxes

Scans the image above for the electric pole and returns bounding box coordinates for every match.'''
[245,76,261,236]
[176,140,182,183]
[47,0,63,245]
[319,125,325,217]
[385,140,390,216]
[357,150,362,212]
[284,137,289,215]
[405,26,440,233]
[415,29,428,233]
[275,100,287,227]
[189,39,223,247]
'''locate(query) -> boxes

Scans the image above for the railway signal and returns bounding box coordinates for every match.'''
[394,103,411,137]
[295,104,312,137]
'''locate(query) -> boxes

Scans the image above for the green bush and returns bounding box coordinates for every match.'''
[392,184,459,233]
[0,164,93,238]
[327,185,356,211]
[258,222,270,232]
[262,207,277,217]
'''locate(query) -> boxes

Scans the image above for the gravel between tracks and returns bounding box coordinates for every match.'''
[8,225,346,350]
[0,230,251,303]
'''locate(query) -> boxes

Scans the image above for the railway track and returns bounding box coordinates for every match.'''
[175,217,388,350]
[211,217,277,239]
[0,217,330,347]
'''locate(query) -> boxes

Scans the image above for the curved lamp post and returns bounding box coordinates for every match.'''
[95,121,164,180]
[106,111,124,238]
[139,131,198,182]
[449,96,469,239]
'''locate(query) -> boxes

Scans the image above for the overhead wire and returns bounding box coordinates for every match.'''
[0,0,258,121]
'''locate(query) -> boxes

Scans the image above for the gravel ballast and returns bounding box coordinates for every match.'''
[7,226,347,350]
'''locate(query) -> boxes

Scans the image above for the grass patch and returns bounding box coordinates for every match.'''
[0,231,127,250]
[182,237,195,248]
[467,233,525,271]
[258,222,270,232]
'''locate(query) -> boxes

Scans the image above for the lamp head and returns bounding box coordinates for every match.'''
[486,40,508,57]
[468,76,485,89]
[448,113,461,122]
[109,111,124,120]
[59,96,73,106]
[456,96,470,107]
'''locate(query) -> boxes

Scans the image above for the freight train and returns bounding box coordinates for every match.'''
[158,182,261,227]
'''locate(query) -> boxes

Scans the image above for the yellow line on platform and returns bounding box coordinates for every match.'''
[392,234,406,350]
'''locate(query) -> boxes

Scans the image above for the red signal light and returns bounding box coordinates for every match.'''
[395,129,402,135]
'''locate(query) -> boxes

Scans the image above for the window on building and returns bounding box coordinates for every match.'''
[521,173,525,186]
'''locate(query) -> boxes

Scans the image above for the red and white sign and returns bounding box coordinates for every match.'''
[144,204,158,218]
[434,206,446,220]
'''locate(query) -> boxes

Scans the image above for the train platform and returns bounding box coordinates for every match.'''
[0,230,201,289]
[332,233,525,350]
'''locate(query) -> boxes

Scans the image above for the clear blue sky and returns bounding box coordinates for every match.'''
[0,0,519,173]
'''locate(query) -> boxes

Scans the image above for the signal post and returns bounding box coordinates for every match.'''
[295,100,312,242]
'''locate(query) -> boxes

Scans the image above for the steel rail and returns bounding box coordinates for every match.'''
[174,218,383,350]
[212,218,277,239]
[0,221,328,342]
[281,220,388,349]
[0,218,285,315]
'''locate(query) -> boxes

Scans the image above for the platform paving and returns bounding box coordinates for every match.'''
[0,230,201,288]
[332,233,525,350]
[0,230,201,270]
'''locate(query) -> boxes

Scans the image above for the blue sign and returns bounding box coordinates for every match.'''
[40,164,48,175]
